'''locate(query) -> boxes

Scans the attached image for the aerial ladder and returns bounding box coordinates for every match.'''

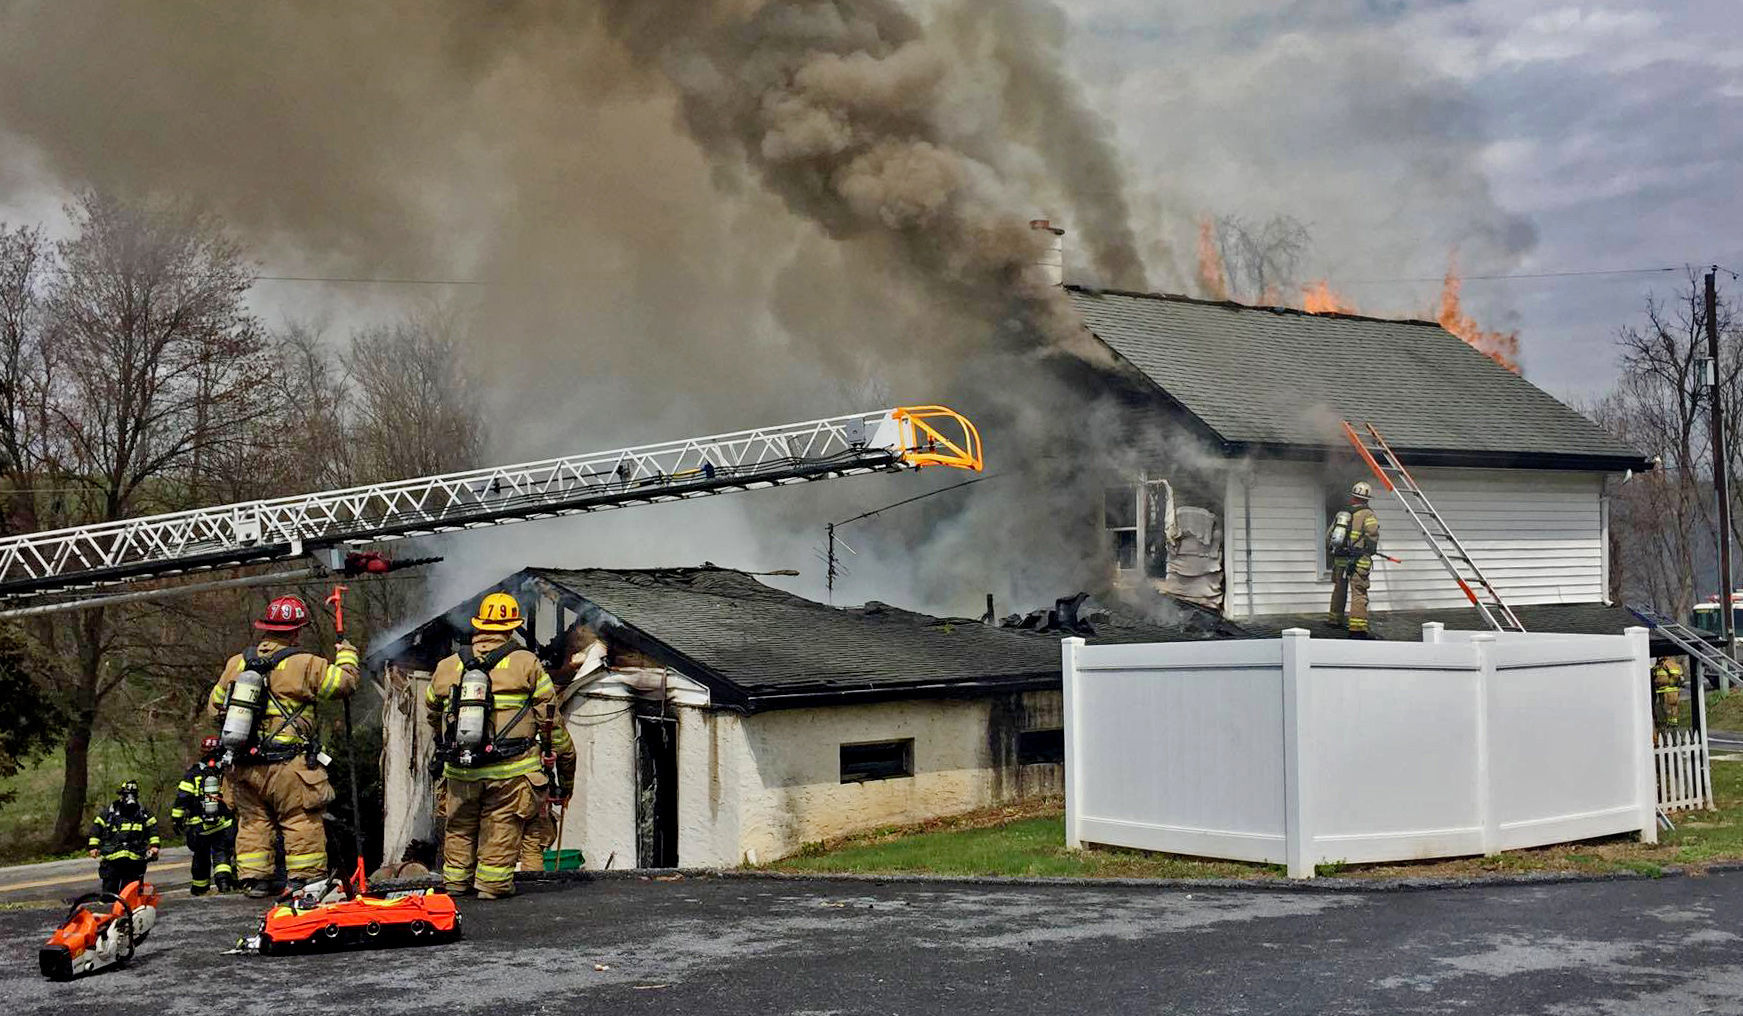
[0,405,982,615]
[1341,420,1525,633]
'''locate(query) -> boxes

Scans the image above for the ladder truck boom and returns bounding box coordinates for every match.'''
[0,405,982,601]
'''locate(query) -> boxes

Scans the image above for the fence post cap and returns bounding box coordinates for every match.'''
[1469,633,1498,643]
[1281,627,1311,639]
[1062,636,1088,647]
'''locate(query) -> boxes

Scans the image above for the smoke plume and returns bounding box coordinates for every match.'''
[0,0,1155,613]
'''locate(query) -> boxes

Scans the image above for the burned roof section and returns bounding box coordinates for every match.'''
[373,565,1063,712]
[1068,286,1649,472]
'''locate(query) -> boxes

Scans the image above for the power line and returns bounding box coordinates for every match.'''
[825,473,1000,602]
[1341,266,1683,285]
[835,473,999,528]
[240,264,1702,289]
[251,274,485,286]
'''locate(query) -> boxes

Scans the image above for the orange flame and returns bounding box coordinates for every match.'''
[1301,280,1358,315]
[1196,218,1228,301]
[1436,257,1520,373]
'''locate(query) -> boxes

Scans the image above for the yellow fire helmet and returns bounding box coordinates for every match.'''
[472,592,524,632]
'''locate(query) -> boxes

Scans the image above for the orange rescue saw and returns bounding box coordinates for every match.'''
[40,880,162,981]
[233,860,460,955]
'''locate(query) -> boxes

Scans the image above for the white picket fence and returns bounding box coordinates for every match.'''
[1655,726,1713,812]
[1063,625,1658,878]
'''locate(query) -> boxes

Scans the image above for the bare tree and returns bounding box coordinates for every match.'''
[1596,271,1743,616]
[347,308,484,481]
[1214,214,1311,305]
[40,192,271,848]
[0,224,58,535]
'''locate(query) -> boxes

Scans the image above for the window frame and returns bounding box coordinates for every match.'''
[1318,479,1349,581]
[1104,483,1142,576]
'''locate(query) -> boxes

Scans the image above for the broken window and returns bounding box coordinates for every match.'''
[840,739,914,783]
[1017,729,1064,765]
[1104,485,1139,571]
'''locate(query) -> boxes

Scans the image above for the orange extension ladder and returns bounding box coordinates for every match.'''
[1341,420,1525,633]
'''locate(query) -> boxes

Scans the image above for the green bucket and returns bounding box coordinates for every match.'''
[543,848,584,872]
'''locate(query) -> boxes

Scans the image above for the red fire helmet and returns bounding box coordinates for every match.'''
[255,595,312,633]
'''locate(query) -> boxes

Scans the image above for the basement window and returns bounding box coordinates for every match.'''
[1017,728,1064,766]
[840,739,914,783]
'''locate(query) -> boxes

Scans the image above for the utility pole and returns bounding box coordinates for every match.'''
[1708,268,1736,691]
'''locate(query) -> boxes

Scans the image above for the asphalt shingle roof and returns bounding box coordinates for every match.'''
[1235,602,1692,657]
[1069,287,1648,470]
[529,567,1061,707]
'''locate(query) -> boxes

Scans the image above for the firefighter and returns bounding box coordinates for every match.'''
[426,592,554,900]
[88,780,159,895]
[519,720,575,872]
[1652,657,1685,728]
[1327,480,1382,638]
[207,594,359,898]
[171,735,238,895]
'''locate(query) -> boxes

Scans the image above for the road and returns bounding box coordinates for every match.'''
[0,848,194,907]
[1,872,1741,1015]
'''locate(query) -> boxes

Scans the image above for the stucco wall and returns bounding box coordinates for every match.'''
[558,693,637,870]
[556,688,1065,869]
[724,692,1063,865]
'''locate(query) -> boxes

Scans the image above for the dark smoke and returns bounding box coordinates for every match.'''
[0,0,1155,613]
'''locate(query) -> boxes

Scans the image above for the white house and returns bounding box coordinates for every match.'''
[1065,286,1660,644]
[371,566,1065,870]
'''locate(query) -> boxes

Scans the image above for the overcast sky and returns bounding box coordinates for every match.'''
[1,1,1733,403]
[1059,0,1742,400]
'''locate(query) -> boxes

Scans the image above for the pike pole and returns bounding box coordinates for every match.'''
[325,583,367,868]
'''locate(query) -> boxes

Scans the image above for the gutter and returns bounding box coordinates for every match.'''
[1224,441,1653,475]
[746,672,1061,713]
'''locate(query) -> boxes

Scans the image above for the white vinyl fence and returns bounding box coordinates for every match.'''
[1062,626,1657,878]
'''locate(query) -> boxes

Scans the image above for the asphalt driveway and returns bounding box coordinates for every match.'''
[0,873,1739,1015]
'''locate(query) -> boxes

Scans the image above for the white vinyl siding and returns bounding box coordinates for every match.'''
[1225,462,1606,616]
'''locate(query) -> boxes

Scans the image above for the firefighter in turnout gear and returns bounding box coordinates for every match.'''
[1652,658,1685,729]
[171,736,237,895]
[88,780,159,895]
[206,594,360,897]
[426,592,555,899]
[1328,480,1382,638]
[519,720,576,872]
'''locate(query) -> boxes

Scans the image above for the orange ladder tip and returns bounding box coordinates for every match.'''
[892,406,984,472]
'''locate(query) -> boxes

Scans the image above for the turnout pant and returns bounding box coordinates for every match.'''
[227,756,333,882]
[519,809,557,871]
[188,827,237,894]
[99,859,147,896]
[1328,557,1372,631]
[442,773,544,895]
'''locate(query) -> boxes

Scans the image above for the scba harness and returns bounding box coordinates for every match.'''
[441,643,538,769]
[219,647,312,764]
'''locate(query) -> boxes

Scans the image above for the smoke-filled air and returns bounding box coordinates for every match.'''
[0,0,1527,616]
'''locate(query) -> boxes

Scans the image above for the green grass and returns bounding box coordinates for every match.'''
[1686,690,1743,731]
[0,733,190,864]
[769,761,1743,882]
[774,809,1279,879]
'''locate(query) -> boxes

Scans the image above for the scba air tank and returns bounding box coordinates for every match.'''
[455,669,491,750]
[220,668,266,749]
[201,774,222,816]
[1327,509,1352,552]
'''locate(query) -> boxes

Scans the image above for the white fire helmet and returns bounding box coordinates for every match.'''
[1351,481,1373,503]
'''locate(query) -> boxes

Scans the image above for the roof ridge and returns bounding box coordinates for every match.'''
[1065,284,1445,329]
